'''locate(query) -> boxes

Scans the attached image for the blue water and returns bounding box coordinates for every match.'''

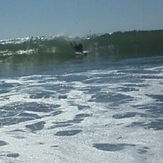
[0,53,163,162]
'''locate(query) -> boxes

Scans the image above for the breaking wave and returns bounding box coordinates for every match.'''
[0,30,163,75]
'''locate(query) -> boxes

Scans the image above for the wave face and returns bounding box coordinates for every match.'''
[1,30,163,67]
[0,31,163,162]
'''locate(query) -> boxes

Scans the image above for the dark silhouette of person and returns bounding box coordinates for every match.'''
[71,42,83,53]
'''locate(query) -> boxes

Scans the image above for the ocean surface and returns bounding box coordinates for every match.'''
[0,37,163,162]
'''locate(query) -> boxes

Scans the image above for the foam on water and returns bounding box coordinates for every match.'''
[0,56,163,162]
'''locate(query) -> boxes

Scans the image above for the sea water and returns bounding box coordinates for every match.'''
[0,40,163,162]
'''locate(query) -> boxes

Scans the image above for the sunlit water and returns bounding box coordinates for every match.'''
[0,55,163,163]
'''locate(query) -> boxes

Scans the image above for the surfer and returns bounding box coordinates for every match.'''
[71,42,83,53]
[70,42,88,56]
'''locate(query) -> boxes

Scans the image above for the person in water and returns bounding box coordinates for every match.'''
[71,42,83,53]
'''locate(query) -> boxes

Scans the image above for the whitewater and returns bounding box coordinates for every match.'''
[0,35,163,162]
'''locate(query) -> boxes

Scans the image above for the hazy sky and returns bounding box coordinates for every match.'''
[0,0,163,39]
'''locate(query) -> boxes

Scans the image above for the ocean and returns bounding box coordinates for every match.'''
[0,35,163,163]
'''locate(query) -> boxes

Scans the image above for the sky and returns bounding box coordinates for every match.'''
[0,0,163,39]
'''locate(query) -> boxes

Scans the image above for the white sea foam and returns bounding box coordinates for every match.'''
[0,57,163,163]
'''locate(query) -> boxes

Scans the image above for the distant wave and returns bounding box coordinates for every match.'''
[0,30,163,64]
